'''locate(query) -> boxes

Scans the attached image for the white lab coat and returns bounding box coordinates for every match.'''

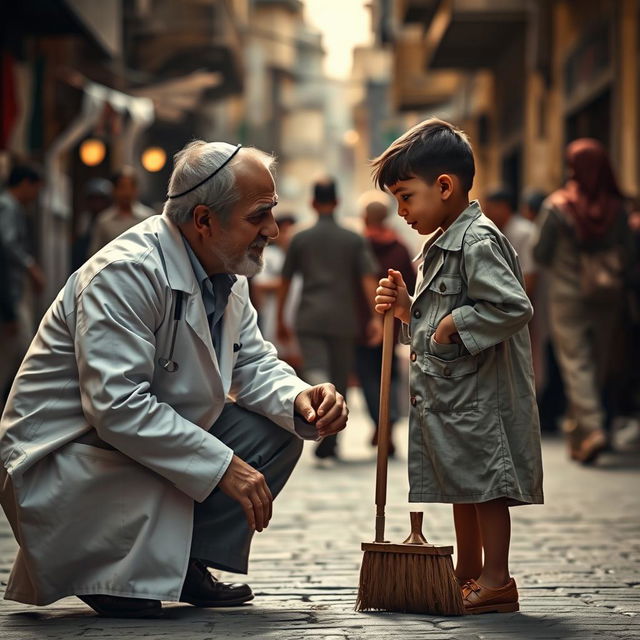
[0,214,310,605]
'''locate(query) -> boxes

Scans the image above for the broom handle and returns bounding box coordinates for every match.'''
[374,309,395,542]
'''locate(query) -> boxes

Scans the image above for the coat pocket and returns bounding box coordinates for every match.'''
[420,352,479,412]
[427,275,463,326]
[429,334,463,360]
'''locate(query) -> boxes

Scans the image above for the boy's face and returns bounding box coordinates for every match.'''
[388,174,452,235]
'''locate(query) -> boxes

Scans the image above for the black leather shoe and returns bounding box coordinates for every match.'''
[78,594,162,618]
[180,559,254,607]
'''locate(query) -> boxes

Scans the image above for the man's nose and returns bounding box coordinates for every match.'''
[264,214,279,239]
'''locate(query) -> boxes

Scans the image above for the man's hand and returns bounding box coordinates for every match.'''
[375,269,411,324]
[294,383,348,439]
[218,455,273,532]
[433,313,461,345]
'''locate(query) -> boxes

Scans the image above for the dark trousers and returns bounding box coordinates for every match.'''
[354,344,400,430]
[191,403,303,574]
[297,332,354,458]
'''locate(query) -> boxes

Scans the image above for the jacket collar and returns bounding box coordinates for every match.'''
[156,214,199,295]
[432,200,482,253]
[412,200,483,263]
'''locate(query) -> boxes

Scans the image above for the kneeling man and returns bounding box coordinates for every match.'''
[0,141,347,617]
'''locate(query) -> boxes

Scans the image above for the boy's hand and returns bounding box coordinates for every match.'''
[433,314,461,345]
[375,269,411,324]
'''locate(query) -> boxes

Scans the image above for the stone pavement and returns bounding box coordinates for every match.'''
[1,390,639,639]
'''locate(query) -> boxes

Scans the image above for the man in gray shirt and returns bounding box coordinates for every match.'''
[278,178,381,463]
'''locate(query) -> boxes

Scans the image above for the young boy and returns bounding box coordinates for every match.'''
[373,118,543,614]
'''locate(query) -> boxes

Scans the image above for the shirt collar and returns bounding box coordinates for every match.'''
[181,235,210,290]
[180,235,237,292]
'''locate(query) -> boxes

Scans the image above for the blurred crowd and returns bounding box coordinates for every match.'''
[1,137,640,467]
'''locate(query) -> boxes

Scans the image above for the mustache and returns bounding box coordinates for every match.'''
[249,237,268,250]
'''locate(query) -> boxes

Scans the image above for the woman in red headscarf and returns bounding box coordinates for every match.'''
[534,139,635,464]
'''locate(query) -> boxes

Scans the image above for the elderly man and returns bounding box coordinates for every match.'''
[0,141,347,618]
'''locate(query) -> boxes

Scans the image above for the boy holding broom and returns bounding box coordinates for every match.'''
[373,118,543,614]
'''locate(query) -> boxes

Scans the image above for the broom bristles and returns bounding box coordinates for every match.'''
[356,550,465,615]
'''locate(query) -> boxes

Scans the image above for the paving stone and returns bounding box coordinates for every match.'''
[1,389,639,638]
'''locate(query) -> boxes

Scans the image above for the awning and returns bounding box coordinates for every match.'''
[131,71,224,122]
[420,0,528,70]
[4,0,121,58]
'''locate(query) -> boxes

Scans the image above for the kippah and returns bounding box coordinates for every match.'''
[167,144,242,199]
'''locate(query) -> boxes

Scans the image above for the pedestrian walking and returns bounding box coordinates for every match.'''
[250,214,302,370]
[0,140,348,618]
[355,195,416,456]
[373,118,543,614]
[484,188,537,298]
[534,138,635,464]
[0,164,44,404]
[277,178,381,464]
[70,177,113,271]
[88,166,155,255]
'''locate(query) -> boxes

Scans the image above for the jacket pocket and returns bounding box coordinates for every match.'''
[427,274,463,326]
[429,334,463,361]
[420,352,478,412]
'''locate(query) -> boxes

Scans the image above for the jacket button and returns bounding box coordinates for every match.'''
[439,282,447,292]
[413,309,421,319]
[410,351,417,362]
[443,366,451,377]
[410,396,417,407]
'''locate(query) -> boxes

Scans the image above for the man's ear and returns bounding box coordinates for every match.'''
[437,174,454,200]
[193,204,214,236]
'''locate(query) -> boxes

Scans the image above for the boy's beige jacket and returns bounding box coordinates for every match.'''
[403,201,544,505]
[0,214,310,605]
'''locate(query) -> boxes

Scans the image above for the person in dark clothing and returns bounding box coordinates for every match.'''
[355,198,416,456]
[71,178,113,272]
[278,178,381,464]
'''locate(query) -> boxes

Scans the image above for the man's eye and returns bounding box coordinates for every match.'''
[249,212,269,223]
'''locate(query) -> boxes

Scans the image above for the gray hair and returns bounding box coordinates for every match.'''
[163,140,275,225]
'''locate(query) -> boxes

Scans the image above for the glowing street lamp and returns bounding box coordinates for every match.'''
[79,138,106,166]
[141,147,167,172]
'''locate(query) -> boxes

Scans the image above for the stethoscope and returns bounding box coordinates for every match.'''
[158,291,184,373]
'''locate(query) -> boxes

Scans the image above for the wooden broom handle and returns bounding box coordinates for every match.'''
[374,309,395,542]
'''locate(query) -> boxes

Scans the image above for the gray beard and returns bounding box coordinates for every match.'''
[214,245,264,277]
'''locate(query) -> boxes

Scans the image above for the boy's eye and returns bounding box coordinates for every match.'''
[401,194,412,202]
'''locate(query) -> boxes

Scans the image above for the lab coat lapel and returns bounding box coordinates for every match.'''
[184,292,221,378]
[156,214,222,377]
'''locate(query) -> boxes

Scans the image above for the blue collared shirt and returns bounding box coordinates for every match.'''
[182,237,237,356]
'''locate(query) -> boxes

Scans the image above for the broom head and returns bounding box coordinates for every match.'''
[356,541,465,615]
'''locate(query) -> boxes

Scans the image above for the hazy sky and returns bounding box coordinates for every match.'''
[303,0,372,79]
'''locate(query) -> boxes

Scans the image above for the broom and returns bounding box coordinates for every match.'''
[356,308,464,615]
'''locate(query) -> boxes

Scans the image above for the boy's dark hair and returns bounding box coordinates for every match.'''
[371,118,475,192]
[486,188,516,210]
[8,164,42,187]
[313,178,337,203]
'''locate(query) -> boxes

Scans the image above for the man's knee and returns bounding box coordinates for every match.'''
[285,433,304,467]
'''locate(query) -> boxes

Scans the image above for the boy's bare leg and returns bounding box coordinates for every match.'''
[452,504,482,583]
[474,498,511,587]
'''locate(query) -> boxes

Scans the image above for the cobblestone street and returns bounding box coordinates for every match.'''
[1,390,639,639]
